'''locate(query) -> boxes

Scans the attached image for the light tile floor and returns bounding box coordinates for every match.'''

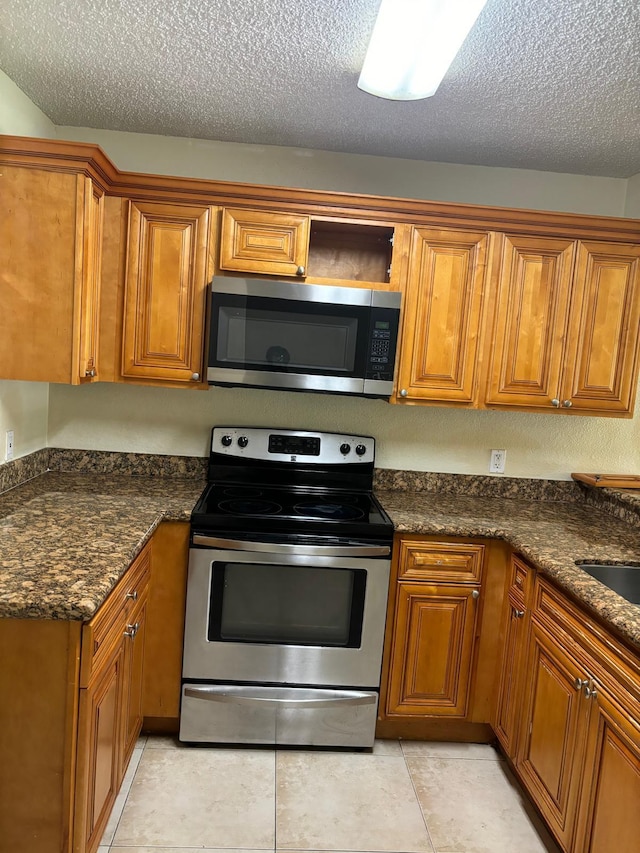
[99,736,560,853]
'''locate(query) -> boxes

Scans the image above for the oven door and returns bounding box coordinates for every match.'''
[182,537,391,689]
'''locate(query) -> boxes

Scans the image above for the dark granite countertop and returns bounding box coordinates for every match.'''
[376,488,640,652]
[1,467,640,655]
[0,472,204,620]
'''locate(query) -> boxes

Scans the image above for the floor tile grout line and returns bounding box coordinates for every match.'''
[402,747,437,853]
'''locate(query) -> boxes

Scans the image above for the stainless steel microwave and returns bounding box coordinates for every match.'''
[207,278,401,397]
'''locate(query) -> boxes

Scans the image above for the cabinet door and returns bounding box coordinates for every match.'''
[574,685,640,853]
[395,227,488,404]
[120,593,148,778]
[74,646,125,853]
[220,208,310,276]
[122,200,214,383]
[0,167,103,384]
[485,234,575,409]
[561,240,640,414]
[516,620,588,851]
[77,178,104,383]
[386,582,481,717]
[494,595,528,759]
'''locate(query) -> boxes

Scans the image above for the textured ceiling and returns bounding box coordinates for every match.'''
[1,0,639,177]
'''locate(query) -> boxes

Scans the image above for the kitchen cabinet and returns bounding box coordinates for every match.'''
[394,226,489,405]
[383,538,485,720]
[74,543,149,853]
[493,556,533,759]
[121,200,215,384]
[485,235,640,415]
[219,206,402,289]
[0,540,151,853]
[512,571,640,853]
[0,164,104,383]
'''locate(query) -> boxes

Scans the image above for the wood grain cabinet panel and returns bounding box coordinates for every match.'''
[0,166,104,383]
[516,621,589,851]
[485,234,576,409]
[122,200,214,383]
[220,207,310,276]
[395,227,488,404]
[386,582,480,717]
[561,241,640,414]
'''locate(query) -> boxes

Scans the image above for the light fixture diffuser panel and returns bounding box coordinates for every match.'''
[358,0,488,100]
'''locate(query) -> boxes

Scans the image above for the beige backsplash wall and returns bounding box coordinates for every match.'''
[47,382,640,480]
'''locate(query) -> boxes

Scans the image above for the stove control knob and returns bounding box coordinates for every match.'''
[237,436,249,448]
[355,444,367,456]
[340,443,351,455]
[221,435,233,447]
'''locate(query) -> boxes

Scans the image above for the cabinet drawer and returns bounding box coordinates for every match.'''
[510,556,532,599]
[533,577,640,712]
[80,543,151,687]
[397,540,484,584]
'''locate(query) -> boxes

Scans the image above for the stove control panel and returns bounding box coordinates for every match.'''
[211,427,375,465]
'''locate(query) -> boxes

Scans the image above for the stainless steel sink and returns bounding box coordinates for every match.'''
[575,563,640,605]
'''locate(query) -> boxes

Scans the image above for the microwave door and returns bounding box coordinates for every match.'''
[208,292,370,394]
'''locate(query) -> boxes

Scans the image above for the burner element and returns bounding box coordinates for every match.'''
[218,498,282,516]
[293,501,364,521]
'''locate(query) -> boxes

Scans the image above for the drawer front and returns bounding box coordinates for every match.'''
[511,556,532,599]
[397,540,485,584]
[80,543,151,687]
[533,577,640,713]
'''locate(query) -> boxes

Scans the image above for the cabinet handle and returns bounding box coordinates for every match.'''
[124,622,139,639]
[125,590,138,601]
[512,607,525,618]
[85,368,96,378]
[296,265,305,276]
[191,372,200,381]
[471,589,480,600]
[563,400,573,408]
[400,389,408,397]
[574,677,589,691]
[551,398,560,407]
[584,679,598,699]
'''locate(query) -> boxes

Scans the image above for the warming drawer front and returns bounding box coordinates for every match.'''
[179,683,378,748]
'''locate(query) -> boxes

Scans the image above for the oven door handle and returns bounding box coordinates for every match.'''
[192,534,391,557]
[184,685,377,709]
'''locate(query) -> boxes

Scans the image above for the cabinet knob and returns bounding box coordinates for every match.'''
[125,590,138,601]
[471,589,480,600]
[191,372,200,381]
[400,389,408,397]
[584,680,598,700]
[85,368,96,378]
[574,677,589,691]
[296,265,305,277]
[124,622,139,639]
[551,398,560,407]
[563,400,573,408]
[512,607,525,618]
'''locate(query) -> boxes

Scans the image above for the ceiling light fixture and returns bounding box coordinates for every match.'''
[358,0,488,100]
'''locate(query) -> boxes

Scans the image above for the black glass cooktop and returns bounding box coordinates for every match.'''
[191,483,392,539]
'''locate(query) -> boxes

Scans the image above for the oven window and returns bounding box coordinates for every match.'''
[208,562,366,647]
[210,295,368,376]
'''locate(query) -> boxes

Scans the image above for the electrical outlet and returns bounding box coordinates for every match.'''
[489,448,506,473]
[5,430,14,461]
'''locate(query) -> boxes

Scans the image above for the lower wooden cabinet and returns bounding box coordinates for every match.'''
[495,566,640,853]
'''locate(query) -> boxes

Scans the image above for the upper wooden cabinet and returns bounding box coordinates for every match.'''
[121,200,215,384]
[395,227,489,405]
[220,208,310,276]
[218,206,400,289]
[0,165,104,383]
[485,235,640,415]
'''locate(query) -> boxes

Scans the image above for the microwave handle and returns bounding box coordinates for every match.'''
[192,534,390,557]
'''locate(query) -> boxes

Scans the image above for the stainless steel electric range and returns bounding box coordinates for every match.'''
[179,426,394,748]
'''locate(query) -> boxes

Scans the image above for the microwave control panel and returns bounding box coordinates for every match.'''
[366,307,399,381]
